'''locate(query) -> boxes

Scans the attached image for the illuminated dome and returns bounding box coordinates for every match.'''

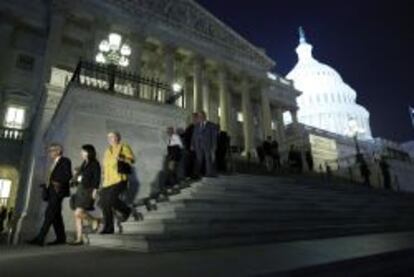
[286,27,372,140]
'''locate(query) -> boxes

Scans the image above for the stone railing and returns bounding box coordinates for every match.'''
[0,127,24,142]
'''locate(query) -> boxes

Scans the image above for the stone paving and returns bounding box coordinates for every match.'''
[1,231,414,277]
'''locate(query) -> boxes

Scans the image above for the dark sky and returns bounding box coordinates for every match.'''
[196,0,414,143]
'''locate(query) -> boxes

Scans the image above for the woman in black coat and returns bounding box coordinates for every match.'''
[70,144,101,245]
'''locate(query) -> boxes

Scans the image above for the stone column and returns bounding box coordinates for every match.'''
[202,72,210,119]
[218,66,230,135]
[241,78,254,156]
[13,11,66,243]
[0,22,14,87]
[193,56,203,112]
[275,107,286,143]
[261,87,272,139]
[130,36,145,75]
[291,109,299,124]
[0,22,14,119]
[163,44,176,102]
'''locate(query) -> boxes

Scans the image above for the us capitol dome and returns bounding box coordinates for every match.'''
[286,27,372,140]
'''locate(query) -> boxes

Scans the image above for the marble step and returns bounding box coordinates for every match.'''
[167,189,414,207]
[192,181,407,195]
[123,216,414,233]
[121,218,414,235]
[141,209,414,222]
[88,223,414,252]
[145,203,414,219]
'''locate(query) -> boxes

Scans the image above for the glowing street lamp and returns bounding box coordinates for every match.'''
[166,82,184,105]
[347,118,365,154]
[172,83,183,93]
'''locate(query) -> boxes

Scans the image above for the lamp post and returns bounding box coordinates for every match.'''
[166,82,184,106]
[95,33,131,91]
[347,118,364,155]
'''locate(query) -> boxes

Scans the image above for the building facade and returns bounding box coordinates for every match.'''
[0,0,300,239]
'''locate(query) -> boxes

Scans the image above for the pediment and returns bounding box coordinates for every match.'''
[106,0,275,69]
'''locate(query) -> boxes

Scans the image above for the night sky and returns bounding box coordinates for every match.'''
[196,0,414,143]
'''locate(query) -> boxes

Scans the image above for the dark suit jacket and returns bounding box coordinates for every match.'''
[191,121,218,152]
[49,156,72,198]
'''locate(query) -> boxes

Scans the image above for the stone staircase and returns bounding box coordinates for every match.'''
[88,174,414,252]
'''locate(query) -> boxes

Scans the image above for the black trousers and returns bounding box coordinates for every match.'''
[100,181,131,232]
[37,188,66,243]
[195,148,216,177]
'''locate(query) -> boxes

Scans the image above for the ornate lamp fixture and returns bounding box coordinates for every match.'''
[96,33,131,67]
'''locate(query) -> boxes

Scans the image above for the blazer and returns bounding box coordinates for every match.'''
[49,156,72,197]
[79,160,101,190]
[191,121,218,152]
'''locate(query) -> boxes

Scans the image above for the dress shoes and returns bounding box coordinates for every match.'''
[46,240,66,246]
[26,238,44,247]
[99,230,114,235]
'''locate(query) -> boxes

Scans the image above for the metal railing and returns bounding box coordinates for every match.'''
[0,127,24,142]
[71,60,181,105]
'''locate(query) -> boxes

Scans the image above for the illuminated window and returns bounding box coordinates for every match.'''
[4,106,25,129]
[0,179,12,199]
[271,121,277,130]
[237,112,243,122]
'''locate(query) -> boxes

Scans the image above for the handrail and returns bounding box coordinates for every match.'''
[0,127,25,142]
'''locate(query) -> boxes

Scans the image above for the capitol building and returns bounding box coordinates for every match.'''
[286,28,372,140]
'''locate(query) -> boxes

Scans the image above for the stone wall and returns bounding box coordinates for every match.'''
[24,84,187,235]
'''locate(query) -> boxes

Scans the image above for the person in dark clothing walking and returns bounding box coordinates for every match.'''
[305,149,314,172]
[262,137,273,171]
[357,154,371,187]
[69,144,102,245]
[28,143,72,246]
[0,206,6,233]
[191,111,218,177]
[270,139,281,171]
[183,113,198,178]
[379,156,392,190]
[288,145,303,173]
[216,126,230,173]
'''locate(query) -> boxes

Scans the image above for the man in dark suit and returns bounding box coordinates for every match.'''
[28,143,72,246]
[182,113,198,179]
[191,111,218,177]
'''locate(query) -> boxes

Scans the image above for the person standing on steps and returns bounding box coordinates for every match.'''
[357,154,371,187]
[191,111,218,178]
[262,136,273,172]
[99,132,140,235]
[183,113,198,179]
[379,156,392,190]
[165,126,184,192]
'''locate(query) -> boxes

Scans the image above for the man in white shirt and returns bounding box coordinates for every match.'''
[165,127,183,190]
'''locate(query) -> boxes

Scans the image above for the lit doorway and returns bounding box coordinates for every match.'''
[0,179,12,207]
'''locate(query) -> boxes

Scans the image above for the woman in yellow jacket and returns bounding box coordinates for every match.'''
[99,131,136,234]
